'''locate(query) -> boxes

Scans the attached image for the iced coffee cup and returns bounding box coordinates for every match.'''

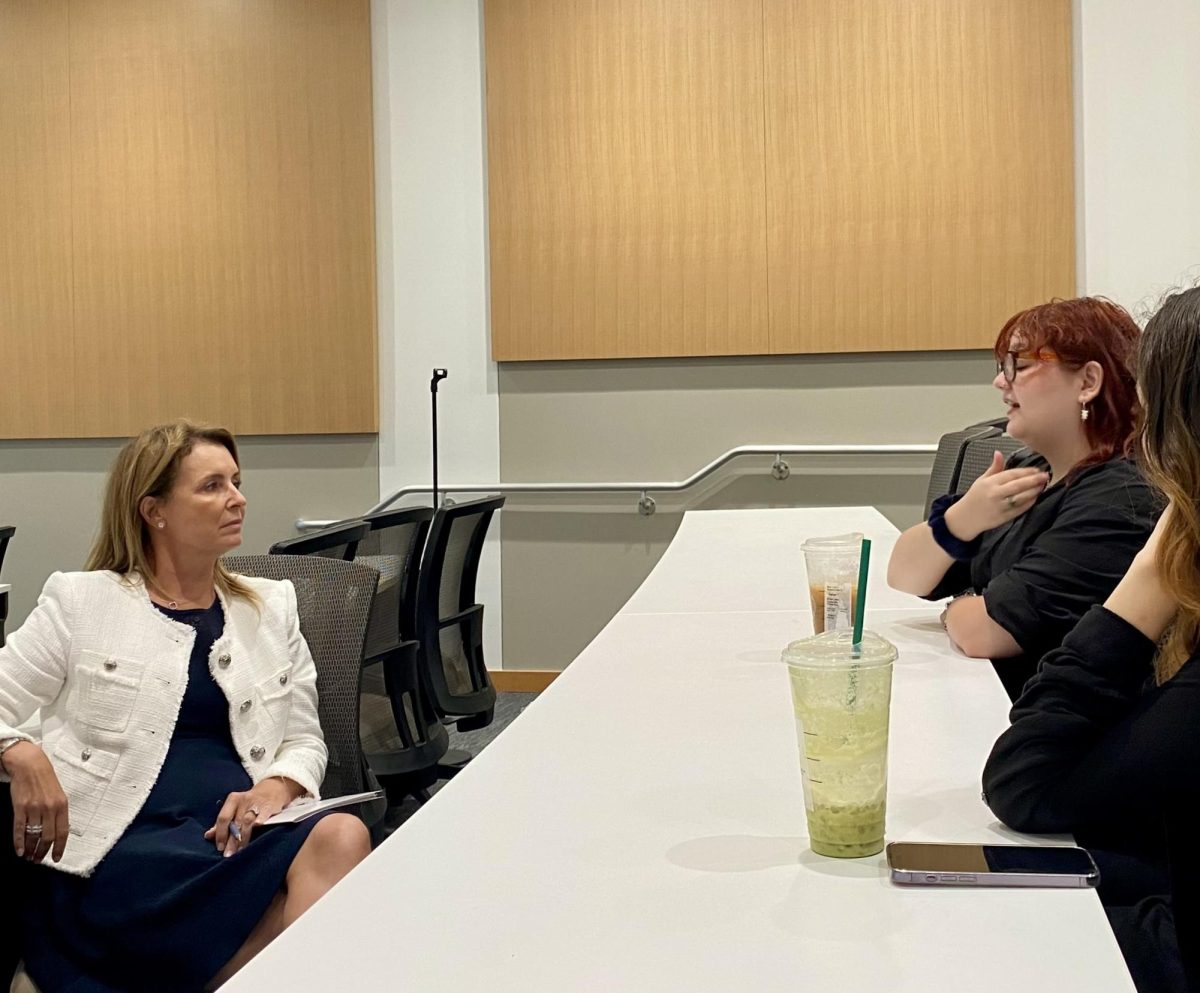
[801,533,863,634]
[782,630,896,858]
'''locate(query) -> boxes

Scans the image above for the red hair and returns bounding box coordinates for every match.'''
[994,297,1141,476]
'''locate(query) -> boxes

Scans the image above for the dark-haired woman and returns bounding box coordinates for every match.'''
[888,297,1159,700]
[984,286,1200,992]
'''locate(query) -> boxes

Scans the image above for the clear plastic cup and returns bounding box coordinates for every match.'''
[801,532,863,634]
[782,629,896,858]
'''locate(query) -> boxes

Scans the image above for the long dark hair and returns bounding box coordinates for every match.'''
[1137,288,1200,681]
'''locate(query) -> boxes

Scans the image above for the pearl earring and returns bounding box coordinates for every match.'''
[156,521,165,529]
[1080,404,1090,422]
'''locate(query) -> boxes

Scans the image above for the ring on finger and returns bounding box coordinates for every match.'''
[24,824,44,836]
[1005,495,1017,510]
[248,806,261,818]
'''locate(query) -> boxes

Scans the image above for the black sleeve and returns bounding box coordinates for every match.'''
[923,557,973,602]
[982,469,1157,656]
[982,606,1200,835]
[920,452,1052,604]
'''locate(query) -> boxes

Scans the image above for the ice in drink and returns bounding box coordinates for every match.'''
[782,630,895,858]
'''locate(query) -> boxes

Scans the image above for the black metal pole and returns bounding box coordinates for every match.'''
[431,368,448,507]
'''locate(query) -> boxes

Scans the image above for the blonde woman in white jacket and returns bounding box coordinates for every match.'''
[0,421,371,992]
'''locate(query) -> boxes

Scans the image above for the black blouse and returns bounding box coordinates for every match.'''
[927,455,1159,699]
[983,606,1200,991]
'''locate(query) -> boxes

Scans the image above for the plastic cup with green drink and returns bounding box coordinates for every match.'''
[782,629,896,858]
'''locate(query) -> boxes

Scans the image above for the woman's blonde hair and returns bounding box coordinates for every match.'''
[1137,288,1200,682]
[85,419,259,605]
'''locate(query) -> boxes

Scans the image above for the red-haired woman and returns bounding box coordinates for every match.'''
[888,297,1159,700]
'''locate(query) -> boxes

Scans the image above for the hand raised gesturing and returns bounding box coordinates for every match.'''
[944,451,1050,542]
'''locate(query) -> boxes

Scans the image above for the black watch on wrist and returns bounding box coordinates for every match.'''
[927,493,982,562]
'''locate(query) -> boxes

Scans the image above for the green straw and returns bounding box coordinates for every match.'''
[851,538,871,654]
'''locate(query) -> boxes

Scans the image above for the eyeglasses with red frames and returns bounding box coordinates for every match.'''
[997,348,1060,385]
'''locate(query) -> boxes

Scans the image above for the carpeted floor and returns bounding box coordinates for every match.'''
[448,691,537,753]
[378,691,537,836]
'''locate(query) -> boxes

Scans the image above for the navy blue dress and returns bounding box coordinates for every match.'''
[23,602,326,993]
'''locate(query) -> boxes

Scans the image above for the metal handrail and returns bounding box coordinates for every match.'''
[295,443,937,528]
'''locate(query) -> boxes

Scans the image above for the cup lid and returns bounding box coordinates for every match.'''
[800,532,863,553]
[781,629,896,669]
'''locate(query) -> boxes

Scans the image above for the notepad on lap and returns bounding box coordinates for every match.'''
[263,790,384,825]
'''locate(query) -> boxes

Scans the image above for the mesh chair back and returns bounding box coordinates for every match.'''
[357,655,449,779]
[955,435,1030,494]
[437,504,494,695]
[352,506,449,783]
[269,520,369,562]
[922,419,1008,518]
[415,496,504,726]
[224,554,379,807]
[354,506,434,662]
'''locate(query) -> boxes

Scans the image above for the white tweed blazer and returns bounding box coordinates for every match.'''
[0,570,327,876]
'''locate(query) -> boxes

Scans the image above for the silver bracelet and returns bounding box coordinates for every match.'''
[940,592,979,630]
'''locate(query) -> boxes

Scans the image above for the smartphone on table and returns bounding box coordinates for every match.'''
[886,842,1100,888]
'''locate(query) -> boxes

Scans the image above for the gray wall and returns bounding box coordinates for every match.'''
[0,436,379,629]
[498,351,1000,670]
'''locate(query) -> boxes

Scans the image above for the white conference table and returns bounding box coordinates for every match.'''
[224,509,1134,993]
[622,506,925,615]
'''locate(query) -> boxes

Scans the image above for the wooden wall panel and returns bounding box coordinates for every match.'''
[765,0,1075,353]
[67,0,376,437]
[485,0,769,361]
[0,0,376,439]
[485,0,1075,361]
[0,2,77,437]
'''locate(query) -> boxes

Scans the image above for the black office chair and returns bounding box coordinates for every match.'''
[0,524,13,648]
[413,497,505,738]
[224,554,385,827]
[352,507,449,804]
[0,525,13,571]
[355,507,435,673]
[269,520,369,561]
[922,418,1009,518]
[955,434,1031,495]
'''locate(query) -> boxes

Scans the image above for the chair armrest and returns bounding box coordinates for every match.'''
[436,604,483,629]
